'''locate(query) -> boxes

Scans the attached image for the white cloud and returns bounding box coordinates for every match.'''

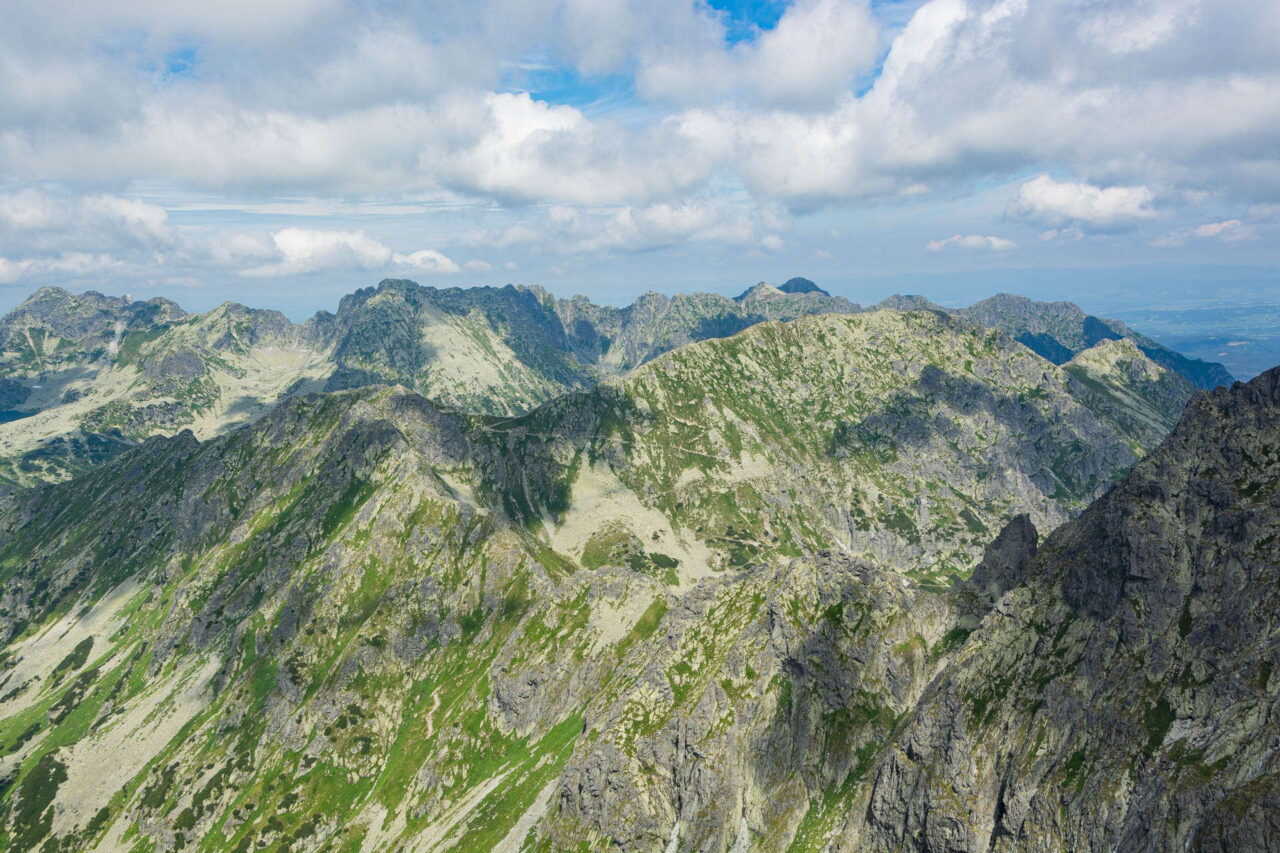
[0,190,175,252]
[684,0,1280,207]
[926,234,1016,251]
[1011,176,1156,231]
[1,0,1272,211]
[469,199,783,254]
[758,233,784,252]
[398,249,461,274]
[1154,218,1259,247]
[79,195,174,246]
[0,252,122,283]
[1038,227,1085,243]
[243,228,392,277]
[242,228,459,277]
[0,189,187,287]
[1080,2,1184,54]
[0,189,59,231]
[0,0,1274,286]
[1194,219,1255,241]
[747,0,879,108]
[206,232,277,267]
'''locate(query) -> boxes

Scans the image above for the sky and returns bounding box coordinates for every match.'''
[1,0,1278,319]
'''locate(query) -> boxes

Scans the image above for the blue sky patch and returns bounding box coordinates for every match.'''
[513,65,636,114]
[706,0,789,44]
[163,46,199,79]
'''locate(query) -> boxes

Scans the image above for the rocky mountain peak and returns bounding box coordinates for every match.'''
[735,281,784,301]
[853,363,1280,852]
[778,276,828,295]
[0,280,1232,491]
[873,293,948,313]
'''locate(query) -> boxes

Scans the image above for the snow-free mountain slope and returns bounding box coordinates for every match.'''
[851,364,1280,852]
[0,309,1195,852]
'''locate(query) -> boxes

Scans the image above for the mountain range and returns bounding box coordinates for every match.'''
[0,279,1230,490]
[1,269,1269,851]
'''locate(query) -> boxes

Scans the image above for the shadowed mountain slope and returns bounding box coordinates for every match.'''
[846,364,1280,852]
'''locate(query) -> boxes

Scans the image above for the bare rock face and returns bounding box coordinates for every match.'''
[965,513,1038,609]
[541,551,957,852]
[849,366,1280,852]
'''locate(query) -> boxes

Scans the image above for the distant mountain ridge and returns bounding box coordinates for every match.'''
[0,280,1230,487]
[955,293,1235,390]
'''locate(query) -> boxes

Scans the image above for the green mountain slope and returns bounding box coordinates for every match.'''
[0,310,1194,852]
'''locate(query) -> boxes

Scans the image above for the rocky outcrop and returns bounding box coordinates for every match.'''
[848,366,1280,852]
[966,513,1038,605]
[0,287,184,352]
[542,551,957,852]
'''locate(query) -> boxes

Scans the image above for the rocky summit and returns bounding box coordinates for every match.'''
[0,280,1267,853]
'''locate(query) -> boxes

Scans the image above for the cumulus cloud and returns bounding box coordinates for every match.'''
[1011,176,1157,232]
[685,0,1280,207]
[0,190,175,252]
[0,189,187,287]
[469,199,783,254]
[1194,219,1255,241]
[242,228,460,277]
[0,0,1276,288]
[399,250,462,274]
[0,252,122,283]
[1153,218,1259,247]
[639,0,880,109]
[0,0,1274,211]
[926,234,1016,252]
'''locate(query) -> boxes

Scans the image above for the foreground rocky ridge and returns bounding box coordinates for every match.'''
[0,310,1201,851]
[848,365,1280,852]
[0,280,1224,488]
